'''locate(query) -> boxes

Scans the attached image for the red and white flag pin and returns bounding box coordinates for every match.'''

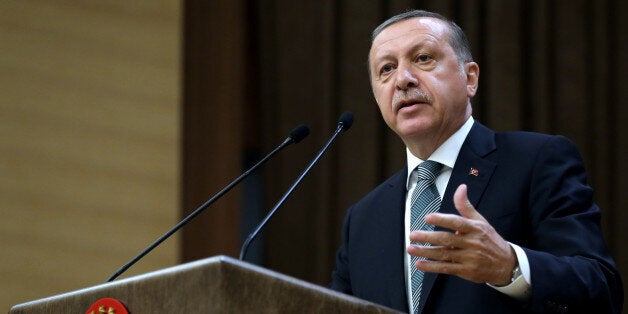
[469,167,479,176]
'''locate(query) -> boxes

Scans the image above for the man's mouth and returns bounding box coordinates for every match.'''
[396,99,429,112]
[401,101,421,108]
[392,89,431,113]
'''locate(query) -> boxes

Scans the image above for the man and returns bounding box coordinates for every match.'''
[329,10,623,314]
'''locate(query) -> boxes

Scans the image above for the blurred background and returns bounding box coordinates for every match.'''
[2,0,626,312]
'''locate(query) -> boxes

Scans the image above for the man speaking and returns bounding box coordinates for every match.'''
[329,9,623,314]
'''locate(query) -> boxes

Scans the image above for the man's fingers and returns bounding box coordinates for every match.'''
[410,230,462,247]
[414,260,463,277]
[453,184,486,222]
[407,244,462,263]
[424,213,475,234]
[422,184,489,234]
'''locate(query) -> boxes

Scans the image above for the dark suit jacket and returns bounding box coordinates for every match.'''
[330,122,623,313]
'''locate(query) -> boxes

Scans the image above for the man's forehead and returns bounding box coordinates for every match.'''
[371,17,448,52]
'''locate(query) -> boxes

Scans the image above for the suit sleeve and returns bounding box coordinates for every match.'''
[329,205,353,294]
[523,135,623,313]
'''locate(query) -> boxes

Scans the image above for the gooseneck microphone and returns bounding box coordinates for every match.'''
[106,124,310,282]
[239,111,354,261]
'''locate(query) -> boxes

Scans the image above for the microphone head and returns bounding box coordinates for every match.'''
[338,111,354,131]
[289,124,310,143]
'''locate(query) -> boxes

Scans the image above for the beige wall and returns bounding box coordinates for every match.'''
[1,1,180,311]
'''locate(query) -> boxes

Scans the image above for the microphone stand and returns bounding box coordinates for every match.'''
[239,113,353,261]
[106,125,309,282]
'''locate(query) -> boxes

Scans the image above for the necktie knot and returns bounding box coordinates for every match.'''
[416,160,442,181]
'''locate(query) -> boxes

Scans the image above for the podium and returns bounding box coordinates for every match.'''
[9,255,400,313]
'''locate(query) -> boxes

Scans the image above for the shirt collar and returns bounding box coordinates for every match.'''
[405,116,475,189]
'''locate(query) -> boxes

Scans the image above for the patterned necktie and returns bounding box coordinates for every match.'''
[409,160,443,314]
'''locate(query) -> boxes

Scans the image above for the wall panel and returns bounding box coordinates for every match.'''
[1,1,180,310]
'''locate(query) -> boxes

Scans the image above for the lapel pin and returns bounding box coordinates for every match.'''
[469,167,479,177]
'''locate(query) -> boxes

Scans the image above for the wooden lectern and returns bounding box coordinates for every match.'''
[9,255,400,313]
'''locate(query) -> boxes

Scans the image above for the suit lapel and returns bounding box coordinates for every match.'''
[380,169,411,310]
[441,122,497,213]
[417,122,497,313]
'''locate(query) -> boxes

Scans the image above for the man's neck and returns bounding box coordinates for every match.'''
[405,116,474,161]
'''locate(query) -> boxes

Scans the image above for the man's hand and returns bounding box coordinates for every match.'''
[407,184,516,286]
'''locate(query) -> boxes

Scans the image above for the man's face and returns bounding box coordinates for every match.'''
[369,17,478,150]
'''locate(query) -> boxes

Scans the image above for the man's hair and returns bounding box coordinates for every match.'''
[370,10,474,64]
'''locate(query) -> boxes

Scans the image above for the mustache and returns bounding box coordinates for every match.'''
[392,89,432,110]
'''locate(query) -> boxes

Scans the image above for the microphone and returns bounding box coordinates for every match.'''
[106,124,310,282]
[239,111,354,261]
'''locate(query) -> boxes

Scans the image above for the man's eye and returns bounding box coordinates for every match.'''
[380,64,394,74]
[418,54,432,62]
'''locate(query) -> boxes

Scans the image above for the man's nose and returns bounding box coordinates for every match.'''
[396,67,419,90]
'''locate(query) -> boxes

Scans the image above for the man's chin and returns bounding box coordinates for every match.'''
[395,120,434,137]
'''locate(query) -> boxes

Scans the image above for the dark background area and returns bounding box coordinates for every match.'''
[181,0,627,306]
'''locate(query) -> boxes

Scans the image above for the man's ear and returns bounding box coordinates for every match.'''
[465,62,479,98]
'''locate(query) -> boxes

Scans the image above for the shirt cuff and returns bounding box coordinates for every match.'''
[487,242,531,301]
